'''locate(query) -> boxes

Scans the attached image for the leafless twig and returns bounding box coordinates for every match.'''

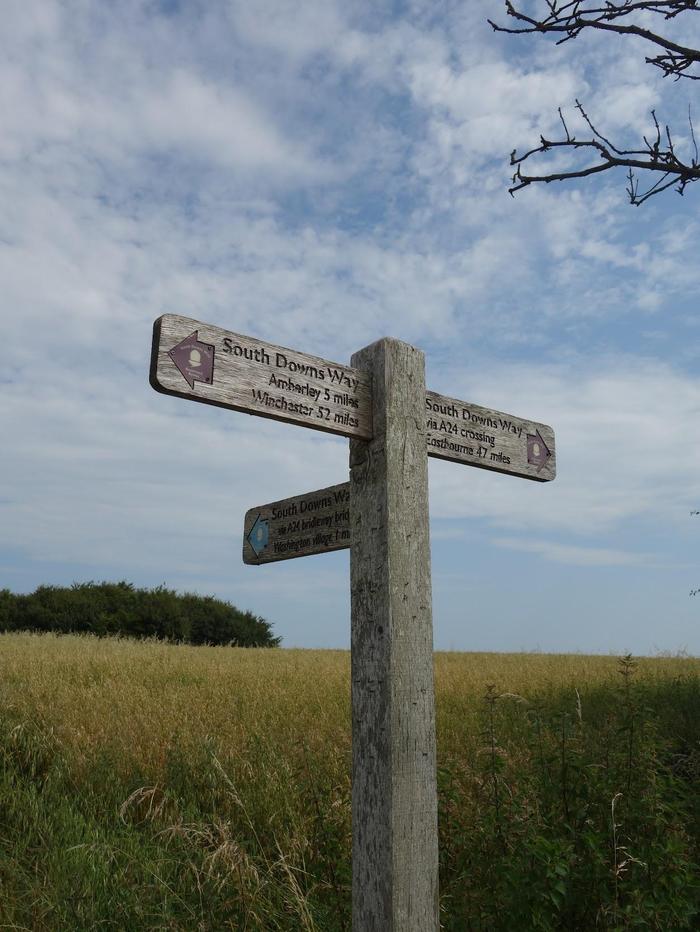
[509,101,700,204]
[491,2,700,202]
[490,2,700,80]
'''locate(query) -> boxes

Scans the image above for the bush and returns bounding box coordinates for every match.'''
[0,582,279,647]
[0,589,17,631]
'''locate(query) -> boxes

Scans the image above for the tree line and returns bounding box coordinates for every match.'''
[0,582,280,648]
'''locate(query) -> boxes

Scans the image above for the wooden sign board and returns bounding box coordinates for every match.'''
[151,314,555,482]
[243,482,351,564]
[151,314,372,440]
[425,390,556,482]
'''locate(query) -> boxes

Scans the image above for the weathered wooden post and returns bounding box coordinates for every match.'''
[349,339,439,931]
[151,312,556,931]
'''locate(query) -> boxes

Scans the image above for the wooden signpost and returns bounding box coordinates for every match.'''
[151,313,373,440]
[151,314,557,932]
[243,482,351,565]
[151,314,555,482]
[426,390,555,481]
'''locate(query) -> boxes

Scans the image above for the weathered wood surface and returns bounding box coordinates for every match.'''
[243,482,351,564]
[349,339,439,931]
[151,314,556,482]
[426,389,556,481]
[150,314,373,440]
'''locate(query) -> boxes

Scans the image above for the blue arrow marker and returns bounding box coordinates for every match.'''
[247,514,270,557]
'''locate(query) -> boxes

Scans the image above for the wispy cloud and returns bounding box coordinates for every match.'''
[494,537,655,567]
[429,356,700,534]
[2,0,699,652]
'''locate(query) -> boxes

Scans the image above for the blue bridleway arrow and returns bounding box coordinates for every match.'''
[247,514,270,557]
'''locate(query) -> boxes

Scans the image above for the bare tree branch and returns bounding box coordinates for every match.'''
[489,1,700,79]
[491,3,700,202]
[510,102,700,203]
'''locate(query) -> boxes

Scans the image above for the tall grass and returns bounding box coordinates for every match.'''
[0,633,698,929]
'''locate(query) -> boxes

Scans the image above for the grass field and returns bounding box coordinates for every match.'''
[1,632,699,929]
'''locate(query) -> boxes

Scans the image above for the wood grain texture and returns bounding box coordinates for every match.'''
[151,314,557,483]
[150,314,372,440]
[349,339,439,931]
[426,389,556,481]
[243,482,350,564]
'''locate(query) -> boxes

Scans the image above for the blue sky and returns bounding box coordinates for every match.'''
[2,1,699,653]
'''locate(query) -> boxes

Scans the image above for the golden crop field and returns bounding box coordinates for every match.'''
[3,631,694,771]
[1,632,698,930]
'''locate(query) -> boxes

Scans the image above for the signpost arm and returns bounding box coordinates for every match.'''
[349,338,439,931]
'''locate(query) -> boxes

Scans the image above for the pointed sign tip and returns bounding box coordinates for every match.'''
[247,514,270,558]
[168,330,215,391]
[526,429,552,473]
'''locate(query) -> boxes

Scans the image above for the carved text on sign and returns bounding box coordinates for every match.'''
[151,315,372,440]
[152,315,555,482]
[243,482,351,564]
[425,391,555,481]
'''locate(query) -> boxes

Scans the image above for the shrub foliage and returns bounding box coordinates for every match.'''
[0,582,279,647]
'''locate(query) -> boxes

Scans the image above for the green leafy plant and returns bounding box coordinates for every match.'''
[0,582,279,647]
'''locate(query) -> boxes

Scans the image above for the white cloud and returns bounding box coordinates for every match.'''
[0,2,332,183]
[428,357,700,535]
[2,0,699,653]
[493,538,656,567]
[136,71,332,178]
[230,0,348,60]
